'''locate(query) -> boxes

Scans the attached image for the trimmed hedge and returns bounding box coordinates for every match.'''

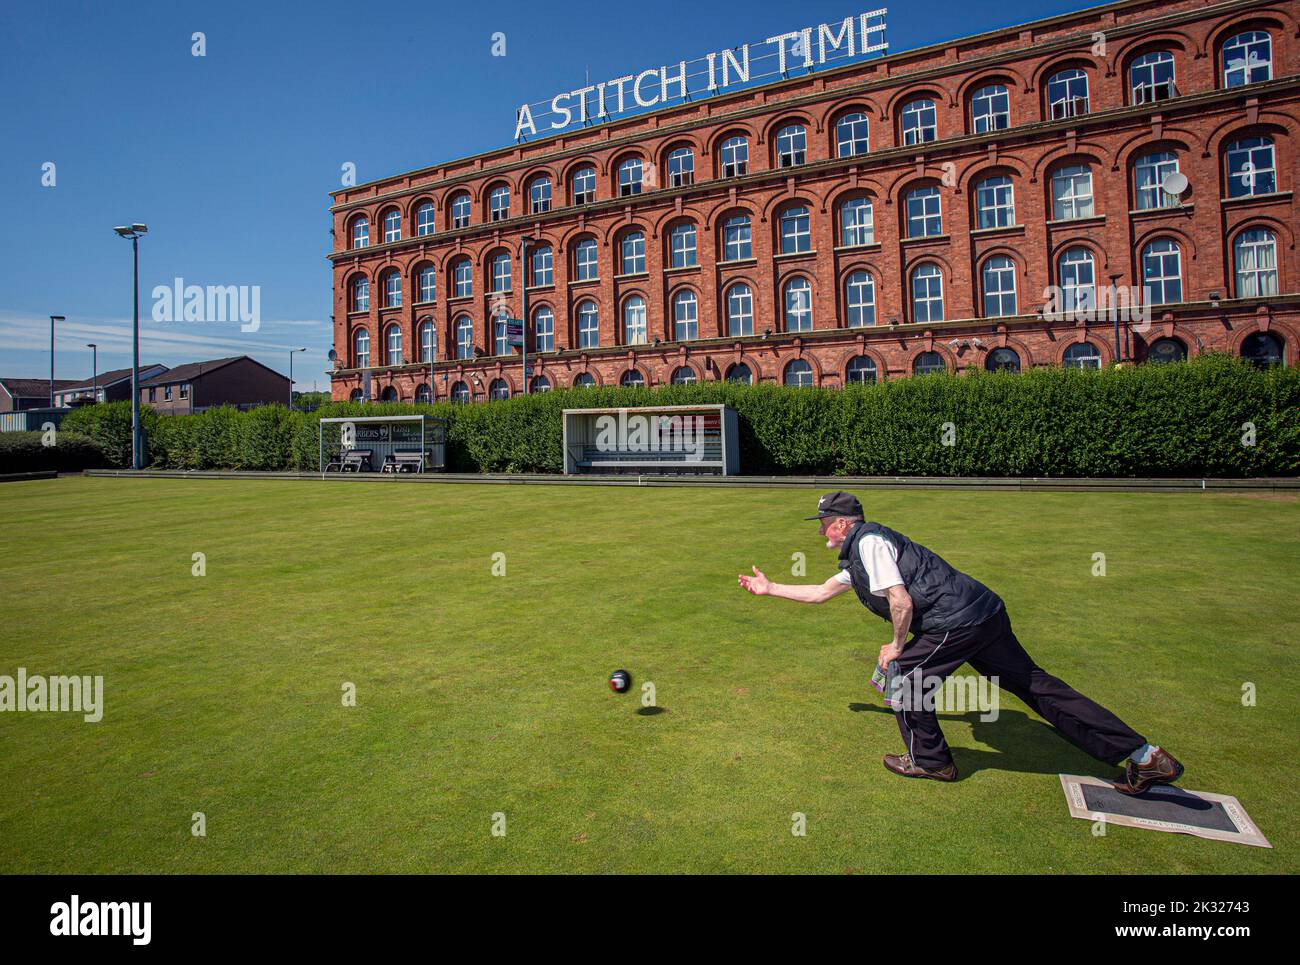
[51,356,1300,477]
[0,431,107,474]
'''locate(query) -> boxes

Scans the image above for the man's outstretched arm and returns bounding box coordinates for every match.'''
[737,566,852,604]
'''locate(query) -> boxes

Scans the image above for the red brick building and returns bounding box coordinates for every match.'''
[328,0,1298,402]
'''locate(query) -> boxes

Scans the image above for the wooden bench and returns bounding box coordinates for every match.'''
[381,451,425,473]
[338,449,373,472]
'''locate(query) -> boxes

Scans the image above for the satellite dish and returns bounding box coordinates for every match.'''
[328,348,337,362]
[1162,171,1189,196]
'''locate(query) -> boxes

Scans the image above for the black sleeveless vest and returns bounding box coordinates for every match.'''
[838,521,1003,634]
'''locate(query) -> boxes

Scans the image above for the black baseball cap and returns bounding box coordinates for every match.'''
[805,491,863,520]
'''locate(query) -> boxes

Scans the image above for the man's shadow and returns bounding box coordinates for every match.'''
[848,702,1111,781]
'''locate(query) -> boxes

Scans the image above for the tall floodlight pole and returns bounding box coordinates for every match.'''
[114,224,148,468]
[49,315,65,405]
[290,348,307,409]
[87,343,98,402]
[520,235,532,395]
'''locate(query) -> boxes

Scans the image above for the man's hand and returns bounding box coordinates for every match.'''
[878,641,903,667]
[737,566,771,596]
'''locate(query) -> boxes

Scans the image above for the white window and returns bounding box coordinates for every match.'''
[836,112,869,157]
[975,176,1015,229]
[723,215,752,261]
[572,166,596,204]
[784,359,814,387]
[840,197,874,247]
[618,158,643,196]
[783,277,813,332]
[846,356,877,383]
[901,98,936,145]
[530,245,553,286]
[1052,164,1094,220]
[669,222,697,268]
[910,264,944,322]
[1064,342,1102,370]
[620,370,645,388]
[451,193,471,229]
[913,351,945,376]
[1047,69,1089,119]
[456,316,474,359]
[1141,239,1182,305]
[383,271,401,308]
[353,328,370,367]
[489,185,510,222]
[419,320,436,362]
[489,378,510,401]
[577,301,599,348]
[776,124,807,167]
[351,276,369,312]
[1130,51,1176,103]
[451,381,470,403]
[532,306,555,351]
[623,296,647,345]
[1234,228,1278,297]
[453,259,472,298]
[846,271,875,327]
[491,252,511,293]
[726,284,753,335]
[530,177,552,214]
[1223,31,1271,88]
[351,216,369,249]
[418,266,436,303]
[779,205,811,254]
[982,256,1017,317]
[671,366,697,385]
[720,136,749,177]
[970,84,1010,133]
[620,232,646,275]
[1059,247,1096,315]
[416,203,435,236]
[386,324,403,365]
[1134,151,1181,210]
[383,209,401,243]
[574,239,598,281]
[493,313,511,356]
[673,290,698,341]
[1225,137,1276,197]
[667,148,694,187]
[906,186,942,238]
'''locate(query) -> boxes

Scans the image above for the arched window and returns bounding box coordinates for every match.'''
[350,276,369,312]
[573,372,596,388]
[419,319,436,362]
[783,278,813,332]
[489,184,510,222]
[671,366,697,385]
[451,381,470,403]
[673,290,698,341]
[1064,342,1102,370]
[620,231,646,275]
[350,215,369,249]
[1222,31,1272,87]
[846,356,878,384]
[416,202,436,236]
[722,214,752,261]
[490,251,511,293]
[450,192,471,229]
[971,84,1010,133]
[349,388,363,402]
[1135,151,1181,210]
[380,386,398,402]
[623,296,647,345]
[620,369,645,388]
[1234,228,1278,297]
[846,271,876,328]
[1058,247,1096,315]
[975,176,1015,229]
[383,270,401,308]
[573,238,599,281]
[719,136,749,177]
[529,176,552,214]
[779,205,811,254]
[840,197,874,246]
[1051,164,1094,220]
[913,351,946,376]
[489,378,510,401]
[414,383,431,404]
[669,222,697,268]
[353,328,370,368]
[905,186,942,238]
[493,311,511,356]
[530,244,553,286]
[910,263,944,322]
[455,315,474,360]
[1146,337,1187,364]
[1241,332,1284,368]
[532,306,555,352]
[982,256,1018,317]
[382,208,401,243]
[667,148,694,187]
[571,165,596,204]
[900,98,936,145]
[417,265,436,303]
[784,359,814,387]
[726,363,753,384]
[617,157,643,196]
[1130,51,1176,104]
[726,284,753,336]
[1141,239,1183,305]
[385,324,403,365]
[453,258,472,298]
[1047,68,1089,119]
[775,124,807,167]
[836,112,869,157]
[531,375,552,393]
[1225,137,1276,197]
[985,347,1021,372]
[577,300,599,348]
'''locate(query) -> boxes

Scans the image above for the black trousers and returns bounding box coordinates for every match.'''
[892,607,1146,770]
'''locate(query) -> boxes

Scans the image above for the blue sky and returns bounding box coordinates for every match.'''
[1,0,1093,390]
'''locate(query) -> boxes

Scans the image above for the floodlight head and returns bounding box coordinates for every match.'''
[113,226,132,236]
[131,224,148,233]
[50,315,66,322]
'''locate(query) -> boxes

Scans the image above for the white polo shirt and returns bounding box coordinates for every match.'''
[834,534,905,595]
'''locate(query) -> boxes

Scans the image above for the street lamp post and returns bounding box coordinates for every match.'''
[87,343,98,403]
[289,348,307,409]
[520,235,532,394]
[114,224,148,468]
[49,315,65,406]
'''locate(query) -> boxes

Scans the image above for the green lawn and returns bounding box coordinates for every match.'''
[0,476,1295,874]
